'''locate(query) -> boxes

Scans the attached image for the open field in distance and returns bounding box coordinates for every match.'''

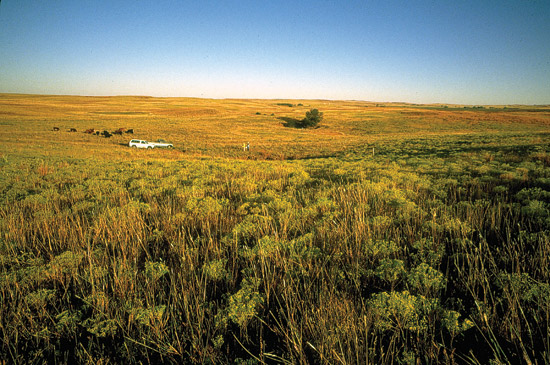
[1,94,550,363]
[2,93,549,160]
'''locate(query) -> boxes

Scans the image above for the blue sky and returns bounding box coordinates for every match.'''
[1,0,549,104]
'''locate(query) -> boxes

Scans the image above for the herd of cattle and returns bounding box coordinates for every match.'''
[52,127,134,138]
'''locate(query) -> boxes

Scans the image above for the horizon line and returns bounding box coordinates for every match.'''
[1,92,548,108]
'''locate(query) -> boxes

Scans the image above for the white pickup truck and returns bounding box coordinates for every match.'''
[148,139,174,148]
[129,139,173,149]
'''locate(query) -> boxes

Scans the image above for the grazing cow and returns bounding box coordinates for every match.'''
[114,128,126,134]
[125,129,134,134]
[84,128,95,134]
[69,128,77,132]
[95,131,100,135]
[102,130,112,138]
[53,127,60,131]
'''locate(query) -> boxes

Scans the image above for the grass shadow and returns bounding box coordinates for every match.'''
[277,117,302,128]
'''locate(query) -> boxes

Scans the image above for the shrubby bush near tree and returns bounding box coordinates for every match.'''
[297,108,323,128]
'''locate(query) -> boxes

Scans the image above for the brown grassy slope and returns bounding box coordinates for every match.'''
[1,93,549,160]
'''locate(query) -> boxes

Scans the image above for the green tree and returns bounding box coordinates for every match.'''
[299,108,323,128]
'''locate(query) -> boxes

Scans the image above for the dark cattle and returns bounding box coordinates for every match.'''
[95,131,100,135]
[102,130,112,138]
[125,129,134,134]
[69,128,77,132]
[112,130,123,135]
[53,127,60,131]
[84,128,95,134]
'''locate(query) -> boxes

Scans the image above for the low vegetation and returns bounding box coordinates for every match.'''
[1,94,550,363]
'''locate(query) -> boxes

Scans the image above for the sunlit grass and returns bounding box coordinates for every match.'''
[1,94,550,363]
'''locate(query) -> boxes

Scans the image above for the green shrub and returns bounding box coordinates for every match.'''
[297,108,323,128]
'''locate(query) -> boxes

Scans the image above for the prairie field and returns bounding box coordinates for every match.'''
[1,93,550,363]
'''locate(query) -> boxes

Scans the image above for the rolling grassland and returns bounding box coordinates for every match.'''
[1,94,550,363]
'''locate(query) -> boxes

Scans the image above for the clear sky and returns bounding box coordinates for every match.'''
[1,0,549,104]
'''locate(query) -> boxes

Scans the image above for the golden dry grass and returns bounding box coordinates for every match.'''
[2,93,549,160]
[2,94,550,363]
